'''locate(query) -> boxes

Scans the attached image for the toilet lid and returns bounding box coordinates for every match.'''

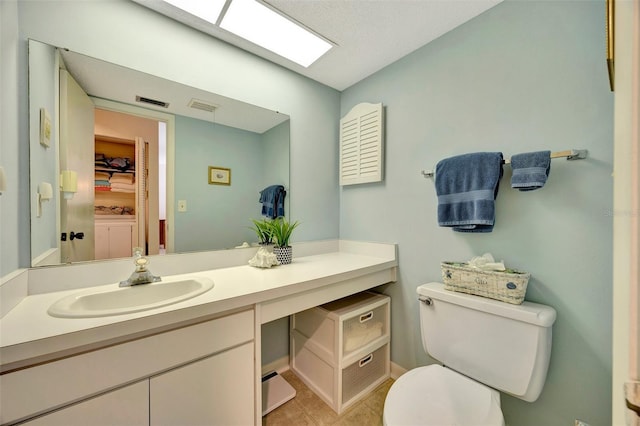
[383,365,504,426]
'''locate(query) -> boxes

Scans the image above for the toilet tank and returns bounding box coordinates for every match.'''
[417,282,556,402]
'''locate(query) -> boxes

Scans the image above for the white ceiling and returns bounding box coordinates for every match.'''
[134,0,503,91]
[60,49,290,133]
[60,0,503,133]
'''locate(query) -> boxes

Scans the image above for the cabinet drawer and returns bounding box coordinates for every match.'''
[291,330,389,414]
[342,302,387,357]
[1,309,254,425]
[291,291,389,361]
[341,344,389,405]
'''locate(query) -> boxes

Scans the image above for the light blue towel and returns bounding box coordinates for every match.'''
[259,185,286,218]
[435,152,504,233]
[510,150,551,191]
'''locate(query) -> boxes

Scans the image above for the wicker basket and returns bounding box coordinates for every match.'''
[440,261,531,305]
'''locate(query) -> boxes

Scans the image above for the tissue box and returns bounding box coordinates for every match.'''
[440,262,531,304]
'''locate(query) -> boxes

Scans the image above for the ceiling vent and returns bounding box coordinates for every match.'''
[188,99,219,113]
[135,95,169,108]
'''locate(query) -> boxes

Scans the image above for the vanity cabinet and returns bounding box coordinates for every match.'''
[1,309,255,425]
[150,341,254,426]
[24,381,148,426]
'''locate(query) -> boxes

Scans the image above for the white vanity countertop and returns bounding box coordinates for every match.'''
[0,241,397,370]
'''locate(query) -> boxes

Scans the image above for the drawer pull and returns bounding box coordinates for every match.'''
[359,311,373,323]
[359,353,373,368]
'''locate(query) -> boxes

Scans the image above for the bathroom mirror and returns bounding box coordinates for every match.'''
[29,40,290,267]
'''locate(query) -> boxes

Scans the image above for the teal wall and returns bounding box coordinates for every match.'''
[27,40,58,263]
[262,121,291,218]
[340,1,613,425]
[174,116,282,252]
[0,0,29,276]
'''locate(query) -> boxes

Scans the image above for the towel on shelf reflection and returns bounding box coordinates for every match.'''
[435,152,504,233]
[110,182,135,193]
[110,172,135,184]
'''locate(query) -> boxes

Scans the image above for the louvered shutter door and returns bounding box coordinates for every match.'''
[339,102,384,185]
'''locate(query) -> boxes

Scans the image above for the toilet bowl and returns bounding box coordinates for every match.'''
[382,282,556,426]
[383,365,504,426]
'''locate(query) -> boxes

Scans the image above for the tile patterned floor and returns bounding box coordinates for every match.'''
[262,370,394,426]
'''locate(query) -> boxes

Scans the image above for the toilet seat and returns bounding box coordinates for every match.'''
[383,364,504,426]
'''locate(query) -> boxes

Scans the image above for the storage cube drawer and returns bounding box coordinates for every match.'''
[291,291,390,361]
[290,291,391,414]
[342,344,388,405]
[291,330,389,414]
[342,303,387,356]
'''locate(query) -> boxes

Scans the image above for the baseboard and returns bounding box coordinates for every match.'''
[390,361,407,380]
[261,355,290,376]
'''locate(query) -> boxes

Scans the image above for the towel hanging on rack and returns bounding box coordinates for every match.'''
[259,185,286,219]
[435,152,504,233]
[510,150,551,191]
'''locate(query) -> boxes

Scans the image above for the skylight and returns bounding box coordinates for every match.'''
[163,0,226,25]
[162,0,333,68]
[220,0,332,67]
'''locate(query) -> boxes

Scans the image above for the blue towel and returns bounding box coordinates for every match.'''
[510,151,551,191]
[259,185,286,218]
[435,152,504,233]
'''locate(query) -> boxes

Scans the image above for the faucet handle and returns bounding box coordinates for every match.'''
[132,247,144,257]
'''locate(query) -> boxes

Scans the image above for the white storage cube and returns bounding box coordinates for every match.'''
[290,291,390,413]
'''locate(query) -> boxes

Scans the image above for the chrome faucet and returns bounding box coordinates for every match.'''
[119,247,161,287]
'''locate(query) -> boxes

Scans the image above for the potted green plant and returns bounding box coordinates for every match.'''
[249,218,274,246]
[270,217,299,265]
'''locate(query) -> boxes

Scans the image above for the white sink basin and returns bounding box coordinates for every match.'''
[48,276,214,318]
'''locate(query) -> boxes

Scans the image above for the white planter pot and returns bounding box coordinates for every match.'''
[273,246,293,265]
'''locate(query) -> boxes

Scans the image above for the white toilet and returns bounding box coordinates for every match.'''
[383,282,557,426]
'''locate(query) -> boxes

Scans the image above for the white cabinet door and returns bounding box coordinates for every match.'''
[108,223,134,258]
[24,381,148,426]
[94,221,133,259]
[94,223,110,260]
[150,341,255,426]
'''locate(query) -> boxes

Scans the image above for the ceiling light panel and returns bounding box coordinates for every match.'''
[163,0,226,25]
[220,0,333,67]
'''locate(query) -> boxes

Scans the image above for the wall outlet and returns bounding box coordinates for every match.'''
[178,200,187,212]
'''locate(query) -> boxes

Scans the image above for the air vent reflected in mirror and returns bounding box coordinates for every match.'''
[188,98,219,113]
[135,95,169,108]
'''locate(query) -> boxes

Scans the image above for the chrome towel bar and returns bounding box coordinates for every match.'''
[421,149,588,178]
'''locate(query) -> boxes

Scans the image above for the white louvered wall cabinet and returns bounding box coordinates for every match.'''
[339,102,384,186]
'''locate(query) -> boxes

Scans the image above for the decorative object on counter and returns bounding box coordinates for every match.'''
[435,152,504,233]
[270,217,299,265]
[250,218,274,246]
[510,150,551,191]
[441,253,530,304]
[248,246,280,268]
[208,166,231,185]
[259,184,286,218]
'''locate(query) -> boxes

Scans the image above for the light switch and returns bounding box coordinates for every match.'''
[178,200,187,212]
